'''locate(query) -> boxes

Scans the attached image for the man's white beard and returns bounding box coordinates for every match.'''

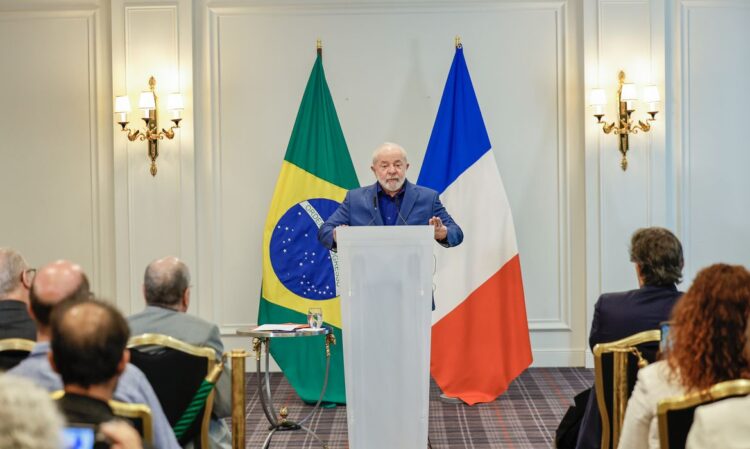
[381,177,405,193]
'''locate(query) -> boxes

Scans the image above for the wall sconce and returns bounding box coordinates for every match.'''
[590,71,660,171]
[114,76,183,176]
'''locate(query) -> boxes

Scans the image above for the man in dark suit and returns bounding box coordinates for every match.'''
[574,227,684,449]
[318,142,463,251]
[0,248,36,340]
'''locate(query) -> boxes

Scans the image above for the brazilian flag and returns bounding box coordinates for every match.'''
[258,49,358,404]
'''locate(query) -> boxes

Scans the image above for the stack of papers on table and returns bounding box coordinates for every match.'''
[253,323,310,332]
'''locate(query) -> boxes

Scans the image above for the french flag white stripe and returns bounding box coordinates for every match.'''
[432,149,519,325]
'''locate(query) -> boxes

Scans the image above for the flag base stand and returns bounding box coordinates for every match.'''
[439,393,464,404]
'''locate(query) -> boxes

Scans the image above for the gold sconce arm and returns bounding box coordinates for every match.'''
[114,76,184,177]
[590,70,660,171]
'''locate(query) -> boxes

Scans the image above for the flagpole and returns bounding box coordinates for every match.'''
[455,35,462,49]
[317,38,322,56]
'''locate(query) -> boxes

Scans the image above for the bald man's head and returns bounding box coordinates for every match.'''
[144,256,190,309]
[30,260,90,327]
[50,299,129,388]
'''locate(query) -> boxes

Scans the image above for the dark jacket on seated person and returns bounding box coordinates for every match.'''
[575,284,682,449]
[58,392,116,426]
[0,299,36,341]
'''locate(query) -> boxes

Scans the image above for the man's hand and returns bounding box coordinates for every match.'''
[333,224,349,242]
[429,216,448,241]
[99,421,143,449]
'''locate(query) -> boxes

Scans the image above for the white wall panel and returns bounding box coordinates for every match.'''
[584,0,666,365]
[112,0,195,315]
[675,1,750,282]
[0,5,113,297]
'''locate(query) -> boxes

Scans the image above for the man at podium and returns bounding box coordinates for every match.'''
[318,142,463,250]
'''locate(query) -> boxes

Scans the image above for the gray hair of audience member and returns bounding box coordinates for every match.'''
[0,248,28,297]
[143,256,190,308]
[0,374,64,449]
[629,227,684,286]
[371,142,408,165]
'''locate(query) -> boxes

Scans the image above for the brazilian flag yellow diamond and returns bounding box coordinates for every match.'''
[259,51,358,404]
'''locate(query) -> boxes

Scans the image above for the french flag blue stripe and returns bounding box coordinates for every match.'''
[417,47,492,194]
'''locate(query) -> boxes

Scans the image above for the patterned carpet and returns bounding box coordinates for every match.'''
[238,368,593,448]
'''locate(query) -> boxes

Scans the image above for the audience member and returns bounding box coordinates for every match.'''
[684,314,750,448]
[575,227,684,449]
[0,374,64,449]
[618,263,750,449]
[9,260,179,449]
[128,256,231,449]
[50,298,130,425]
[0,248,37,340]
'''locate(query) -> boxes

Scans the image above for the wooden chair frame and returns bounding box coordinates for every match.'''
[0,338,35,352]
[594,329,661,449]
[657,378,750,449]
[127,333,218,449]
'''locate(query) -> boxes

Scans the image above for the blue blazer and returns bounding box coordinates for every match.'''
[317,180,463,251]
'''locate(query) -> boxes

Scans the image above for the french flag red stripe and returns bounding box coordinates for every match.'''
[431,255,532,405]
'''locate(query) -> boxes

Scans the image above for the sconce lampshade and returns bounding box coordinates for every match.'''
[114,96,132,113]
[138,91,156,110]
[620,83,638,101]
[589,89,606,106]
[167,93,184,110]
[643,85,660,103]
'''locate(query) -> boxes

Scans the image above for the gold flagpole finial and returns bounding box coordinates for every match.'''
[316,38,322,55]
[455,35,462,49]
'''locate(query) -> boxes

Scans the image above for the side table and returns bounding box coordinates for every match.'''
[236,327,335,449]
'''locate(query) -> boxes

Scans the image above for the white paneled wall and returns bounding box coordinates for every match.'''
[0,3,114,299]
[111,0,196,316]
[1,0,748,369]
[669,0,750,283]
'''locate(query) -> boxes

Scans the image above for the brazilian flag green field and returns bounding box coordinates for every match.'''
[258,50,358,403]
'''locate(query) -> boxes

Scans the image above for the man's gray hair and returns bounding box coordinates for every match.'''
[371,142,408,165]
[0,248,28,297]
[0,375,64,449]
[144,258,190,307]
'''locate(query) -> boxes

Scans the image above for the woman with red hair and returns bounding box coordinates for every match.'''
[618,263,750,449]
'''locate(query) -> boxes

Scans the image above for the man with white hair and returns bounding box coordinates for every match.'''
[318,142,463,250]
[0,247,36,340]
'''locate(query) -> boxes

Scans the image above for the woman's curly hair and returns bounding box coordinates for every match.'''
[667,263,750,391]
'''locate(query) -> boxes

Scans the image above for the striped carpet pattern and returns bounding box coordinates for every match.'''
[237,368,593,448]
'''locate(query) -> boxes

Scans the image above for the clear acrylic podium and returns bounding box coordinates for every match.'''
[337,226,434,449]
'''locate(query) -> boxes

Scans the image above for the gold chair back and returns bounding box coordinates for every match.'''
[657,378,750,449]
[128,333,218,449]
[0,337,35,370]
[594,329,661,449]
[50,391,153,445]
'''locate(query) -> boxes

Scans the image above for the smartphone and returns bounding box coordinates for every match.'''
[659,321,672,353]
[62,424,110,449]
[62,425,96,449]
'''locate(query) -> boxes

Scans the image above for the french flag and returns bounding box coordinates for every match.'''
[418,45,532,405]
